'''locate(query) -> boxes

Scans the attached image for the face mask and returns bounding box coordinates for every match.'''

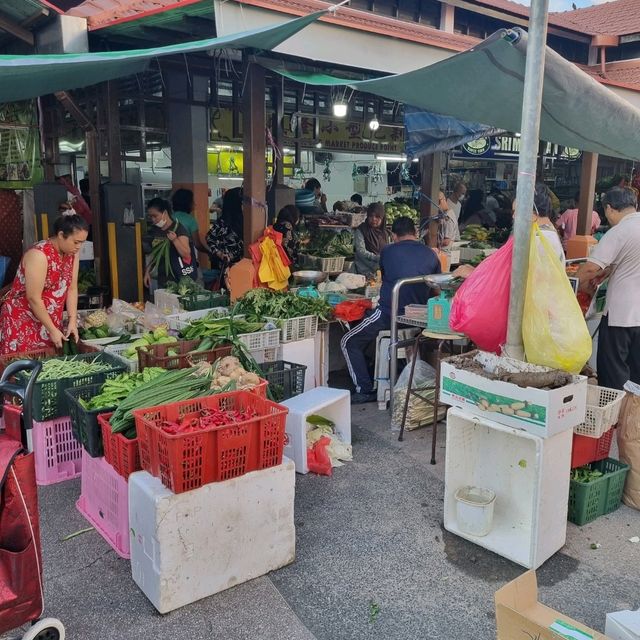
[154,215,166,228]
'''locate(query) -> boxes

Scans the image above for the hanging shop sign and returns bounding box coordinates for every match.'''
[0,101,43,189]
[454,135,582,162]
[284,116,404,153]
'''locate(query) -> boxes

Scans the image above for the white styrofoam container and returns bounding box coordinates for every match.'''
[460,246,498,262]
[439,352,587,438]
[444,407,572,569]
[281,387,351,474]
[129,460,296,614]
[281,337,316,392]
[606,610,640,640]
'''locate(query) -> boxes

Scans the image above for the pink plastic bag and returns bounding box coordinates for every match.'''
[449,236,513,353]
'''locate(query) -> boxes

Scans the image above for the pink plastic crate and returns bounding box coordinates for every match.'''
[76,451,130,558]
[33,415,82,486]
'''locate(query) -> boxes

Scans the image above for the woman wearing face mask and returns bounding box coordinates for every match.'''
[0,212,88,353]
[353,202,390,276]
[143,197,197,289]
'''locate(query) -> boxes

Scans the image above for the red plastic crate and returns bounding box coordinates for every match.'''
[32,415,82,485]
[133,390,288,493]
[571,427,614,469]
[98,413,141,479]
[76,451,130,558]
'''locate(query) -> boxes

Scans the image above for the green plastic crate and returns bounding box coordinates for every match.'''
[20,352,127,422]
[568,458,629,526]
[179,291,229,311]
[65,383,116,458]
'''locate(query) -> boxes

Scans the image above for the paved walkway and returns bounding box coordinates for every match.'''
[16,403,640,639]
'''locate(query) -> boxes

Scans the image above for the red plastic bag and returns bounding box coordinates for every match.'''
[449,236,513,353]
[307,436,333,476]
[334,299,371,322]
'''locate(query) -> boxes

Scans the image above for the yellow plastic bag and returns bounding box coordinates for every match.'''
[522,224,591,373]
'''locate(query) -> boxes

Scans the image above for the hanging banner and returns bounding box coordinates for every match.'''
[453,135,582,162]
[0,101,42,189]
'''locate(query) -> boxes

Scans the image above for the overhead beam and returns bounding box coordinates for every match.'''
[0,11,35,45]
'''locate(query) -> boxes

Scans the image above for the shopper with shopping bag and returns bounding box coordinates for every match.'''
[578,186,640,389]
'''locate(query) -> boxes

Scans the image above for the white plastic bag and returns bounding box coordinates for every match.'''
[391,360,439,430]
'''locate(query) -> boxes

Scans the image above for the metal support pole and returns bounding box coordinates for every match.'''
[504,0,550,360]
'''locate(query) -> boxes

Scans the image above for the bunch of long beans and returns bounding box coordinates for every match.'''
[148,238,174,280]
[29,355,113,381]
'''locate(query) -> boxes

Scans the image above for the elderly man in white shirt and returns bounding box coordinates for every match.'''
[578,186,640,390]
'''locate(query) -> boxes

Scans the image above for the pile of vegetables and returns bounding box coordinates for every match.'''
[179,315,266,341]
[148,237,174,280]
[304,229,354,258]
[461,224,490,243]
[31,355,115,381]
[108,367,214,439]
[79,368,165,410]
[207,356,262,392]
[384,200,419,224]
[233,289,332,323]
[571,466,605,483]
[78,268,97,294]
[122,326,177,359]
[165,277,208,297]
[159,406,258,436]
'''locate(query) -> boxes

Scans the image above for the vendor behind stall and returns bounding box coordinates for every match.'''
[353,202,390,276]
[273,205,301,264]
[143,198,197,289]
[578,186,640,390]
[0,212,88,353]
[341,216,441,404]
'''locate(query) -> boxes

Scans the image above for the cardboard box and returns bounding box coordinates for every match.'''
[440,351,587,438]
[496,570,611,640]
[606,610,640,640]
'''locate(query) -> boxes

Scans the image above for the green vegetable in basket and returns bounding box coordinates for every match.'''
[571,466,604,483]
[80,367,165,410]
[108,367,214,438]
[232,289,332,322]
[29,355,114,381]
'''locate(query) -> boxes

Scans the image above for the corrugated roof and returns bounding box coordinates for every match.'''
[68,0,203,29]
[549,0,640,36]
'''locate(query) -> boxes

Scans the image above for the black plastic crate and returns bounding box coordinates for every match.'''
[258,361,307,402]
[19,351,127,422]
[65,383,116,457]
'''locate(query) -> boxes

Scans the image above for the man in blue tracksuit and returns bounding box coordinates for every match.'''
[341,216,441,404]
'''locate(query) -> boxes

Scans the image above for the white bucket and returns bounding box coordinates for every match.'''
[454,485,496,537]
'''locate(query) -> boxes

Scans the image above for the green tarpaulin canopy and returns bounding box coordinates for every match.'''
[0,11,325,103]
[271,28,640,161]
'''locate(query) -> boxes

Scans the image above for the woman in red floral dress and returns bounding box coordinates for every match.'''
[0,213,88,354]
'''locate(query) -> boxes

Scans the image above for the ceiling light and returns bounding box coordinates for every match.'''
[333,102,347,118]
[315,142,323,149]
[376,154,407,162]
[369,116,380,131]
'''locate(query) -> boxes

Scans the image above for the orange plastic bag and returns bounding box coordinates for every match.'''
[449,236,513,353]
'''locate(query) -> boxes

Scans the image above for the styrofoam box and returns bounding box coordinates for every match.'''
[606,609,640,640]
[460,246,498,263]
[281,387,351,474]
[129,460,296,614]
[281,337,316,392]
[444,407,572,569]
[439,353,587,438]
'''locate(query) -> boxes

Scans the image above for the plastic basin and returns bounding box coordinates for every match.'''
[455,485,496,537]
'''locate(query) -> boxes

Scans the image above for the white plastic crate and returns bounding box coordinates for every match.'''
[444,407,572,569]
[83,334,144,348]
[249,347,280,364]
[574,385,626,438]
[102,343,139,372]
[281,338,316,391]
[303,255,345,273]
[237,327,280,351]
[129,461,296,613]
[76,451,129,558]
[281,387,351,474]
[154,288,182,314]
[265,315,318,343]
[165,307,231,332]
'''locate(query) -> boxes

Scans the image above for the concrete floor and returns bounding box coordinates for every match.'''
[9,402,640,640]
